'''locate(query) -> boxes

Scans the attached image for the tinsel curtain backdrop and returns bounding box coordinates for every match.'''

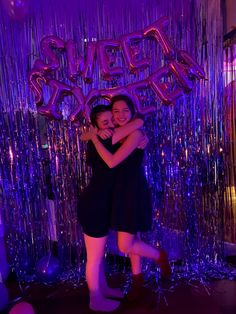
[0,0,233,281]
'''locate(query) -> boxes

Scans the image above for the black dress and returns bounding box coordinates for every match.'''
[111,148,152,234]
[77,138,119,238]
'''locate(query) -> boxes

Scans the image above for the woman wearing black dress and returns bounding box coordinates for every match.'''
[89,95,171,284]
[78,105,144,312]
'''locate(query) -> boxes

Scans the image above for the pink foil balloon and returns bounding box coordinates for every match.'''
[66,39,84,81]
[143,16,175,60]
[127,80,156,114]
[121,31,149,73]
[34,35,65,72]
[28,69,47,105]
[169,60,193,92]
[84,89,101,120]
[37,79,71,120]
[177,50,205,79]
[100,86,131,101]
[97,40,123,81]
[69,87,86,122]
[66,40,96,83]
[149,66,184,104]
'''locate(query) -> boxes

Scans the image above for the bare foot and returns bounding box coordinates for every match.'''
[90,292,120,312]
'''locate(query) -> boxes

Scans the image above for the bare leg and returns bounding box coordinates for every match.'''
[84,234,120,311]
[129,233,142,275]
[100,262,124,299]
[118,232,171,278]
[130,253,142,274]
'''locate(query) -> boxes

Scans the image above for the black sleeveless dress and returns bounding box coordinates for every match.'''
[77,138,119,238]
[111,148,152,234]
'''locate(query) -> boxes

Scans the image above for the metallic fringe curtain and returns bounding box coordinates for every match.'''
[0,0,229,280]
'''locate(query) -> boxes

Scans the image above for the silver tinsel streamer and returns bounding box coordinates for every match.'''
[0,0,232,283]
[223,33,236,246]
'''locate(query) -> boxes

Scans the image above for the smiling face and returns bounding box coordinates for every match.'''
[112,100,132,126]
[96,111,114,130]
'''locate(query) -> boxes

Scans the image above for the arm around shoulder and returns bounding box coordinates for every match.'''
[112,118,144,145]
[92,129,143,168]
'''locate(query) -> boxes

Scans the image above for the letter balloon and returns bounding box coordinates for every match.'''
[127,80,156,114]
[149,66,184,104]
[34,35,65,73]
[97,40,123,81]
[28,69,47,105]
[143,16,175,60]
[37,80,71,120]
[121,31,149,73]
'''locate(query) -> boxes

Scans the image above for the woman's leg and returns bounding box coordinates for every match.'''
[118,232,171,278]
[130,254,142,275]
[84,234,120,311]
[100,261,124,298]
[126,233,144,300]
[128,252,144,301]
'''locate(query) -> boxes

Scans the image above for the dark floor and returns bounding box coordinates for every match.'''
[2,258,236,314]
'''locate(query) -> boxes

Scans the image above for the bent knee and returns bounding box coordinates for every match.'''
[118,242,132,254]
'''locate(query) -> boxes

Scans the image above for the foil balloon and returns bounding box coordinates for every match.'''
[34,35,65,73]
[82,42,97,83]
[127,80,156,114]
[2,0,30,20]
[149,66,184,104]
[169,60,193,92]
[9,302,35,314]
[69,87,86,122]
[100,86,131,101]
[143,16,175,60]
[35,255,61,283]
[97,40,123,80]
[37,79,71,120]
[121,31,149,73]
[66,39,84,81]
[28,69,47,105]
[66,40,96,83]
[84,88,101,120]
[177,50,205,79]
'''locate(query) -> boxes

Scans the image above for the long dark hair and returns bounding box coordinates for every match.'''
[90,105,112,127]
[110,95,136,118]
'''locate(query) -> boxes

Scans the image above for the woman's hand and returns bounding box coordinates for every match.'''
[80,125,98,141]
[137,134,149,149]
[97,129,114,140]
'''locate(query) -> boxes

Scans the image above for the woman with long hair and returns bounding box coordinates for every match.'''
[78,104,145,312]
[88,95,171,282]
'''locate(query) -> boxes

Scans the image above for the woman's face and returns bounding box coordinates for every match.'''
[96,111,114,130]
[112,100,132,126]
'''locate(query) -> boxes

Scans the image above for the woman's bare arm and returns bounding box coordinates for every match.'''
[92,129,143,168]
[112,118,143,144]
[80,118,143,142]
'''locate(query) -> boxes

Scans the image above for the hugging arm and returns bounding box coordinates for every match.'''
[111,119,143,144]
[92,130,143,168]
[80,118,143,142]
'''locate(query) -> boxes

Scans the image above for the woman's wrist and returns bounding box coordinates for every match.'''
[91,134,99,144]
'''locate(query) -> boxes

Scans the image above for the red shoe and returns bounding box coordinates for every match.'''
[156,249,171,278]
